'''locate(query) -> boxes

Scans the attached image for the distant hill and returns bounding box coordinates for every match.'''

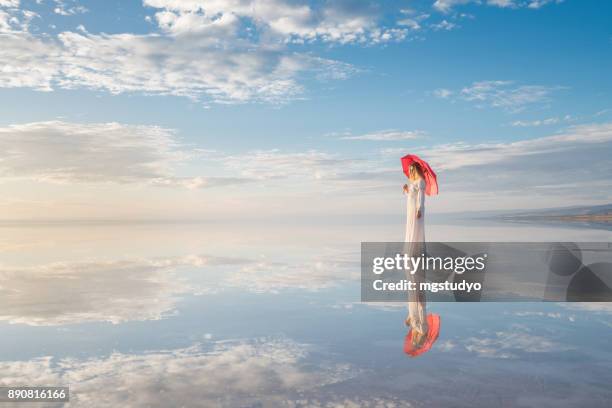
[499,203,612,223]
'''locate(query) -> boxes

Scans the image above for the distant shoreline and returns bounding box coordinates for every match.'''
[516,214,612,223]
[498,214,612,229]
[493,203,612,225]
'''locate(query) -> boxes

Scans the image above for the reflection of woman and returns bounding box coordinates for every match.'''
[403,163,427,346]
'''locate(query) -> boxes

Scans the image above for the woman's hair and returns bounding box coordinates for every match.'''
[409,163,424,179]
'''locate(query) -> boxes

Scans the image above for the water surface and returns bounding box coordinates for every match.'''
[0,219,610,407]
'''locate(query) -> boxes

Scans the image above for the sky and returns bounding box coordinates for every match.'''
[0,0,611,220]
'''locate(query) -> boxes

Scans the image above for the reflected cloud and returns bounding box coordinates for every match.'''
[0,257,192,326]
[226,255,359,293]
[512,311,575,321]
[0,337,355,407]
[560,302,612,314]
[0,251,358,326]
[284,397,413,407]
[462,329,571,358]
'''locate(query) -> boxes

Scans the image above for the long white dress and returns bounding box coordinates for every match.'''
[404,178,428,334]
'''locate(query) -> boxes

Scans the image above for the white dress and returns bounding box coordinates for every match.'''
[405,178,426,244]
[404,178,428,334]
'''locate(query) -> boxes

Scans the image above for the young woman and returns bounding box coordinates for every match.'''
[403,163,428,346]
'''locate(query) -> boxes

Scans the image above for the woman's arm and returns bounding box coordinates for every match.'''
[416,180,425,218]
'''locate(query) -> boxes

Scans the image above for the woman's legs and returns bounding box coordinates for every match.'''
[406,242,428,335]
[408,275,428,334]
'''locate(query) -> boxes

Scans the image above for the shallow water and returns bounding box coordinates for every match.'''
[0,219,611,407]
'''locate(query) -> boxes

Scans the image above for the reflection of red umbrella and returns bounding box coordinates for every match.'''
[404,314,441,357]
[401,154,438,196]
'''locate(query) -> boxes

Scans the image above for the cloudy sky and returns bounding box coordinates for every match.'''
[0,0,611,220]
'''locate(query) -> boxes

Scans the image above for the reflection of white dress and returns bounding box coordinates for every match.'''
[404,178,427,334]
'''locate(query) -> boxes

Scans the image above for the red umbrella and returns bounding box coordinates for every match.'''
[401,154,439,196]
[404,314,441,357]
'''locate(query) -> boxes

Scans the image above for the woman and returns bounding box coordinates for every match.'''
[403,163,428,346]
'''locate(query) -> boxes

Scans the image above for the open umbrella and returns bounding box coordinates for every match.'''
[401,154,438,196]
[404,314,441,357]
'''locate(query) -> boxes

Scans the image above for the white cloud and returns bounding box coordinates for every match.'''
[433,88,453,98]
[0,3,37,33]
[144,0,410,44]
[0,121,389,192]
[0,0,422,103]
[0,121,249,188]
[433,80,563,112]
[340,129,424,141]
[216,149,390,190]
[0,0,20,8]
[0,13,355,104]
[52,0,87,16]
[433,0,473,14]
[152,175,253,189]
[421,122,612,171]
[0,0,566,104]
[431,19,458,31]
[433,0,562,13]
[487,0,518,8]
[397,10,430,31]
[458,80,561,112]
[0,30,320,103]
[219,149,354,181]
[0,121,182,184]
[528,0,563,9]
[3,120,611,215]
[510,117,562,127]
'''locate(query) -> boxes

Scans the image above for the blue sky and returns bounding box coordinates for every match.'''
[0,0,611,220]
